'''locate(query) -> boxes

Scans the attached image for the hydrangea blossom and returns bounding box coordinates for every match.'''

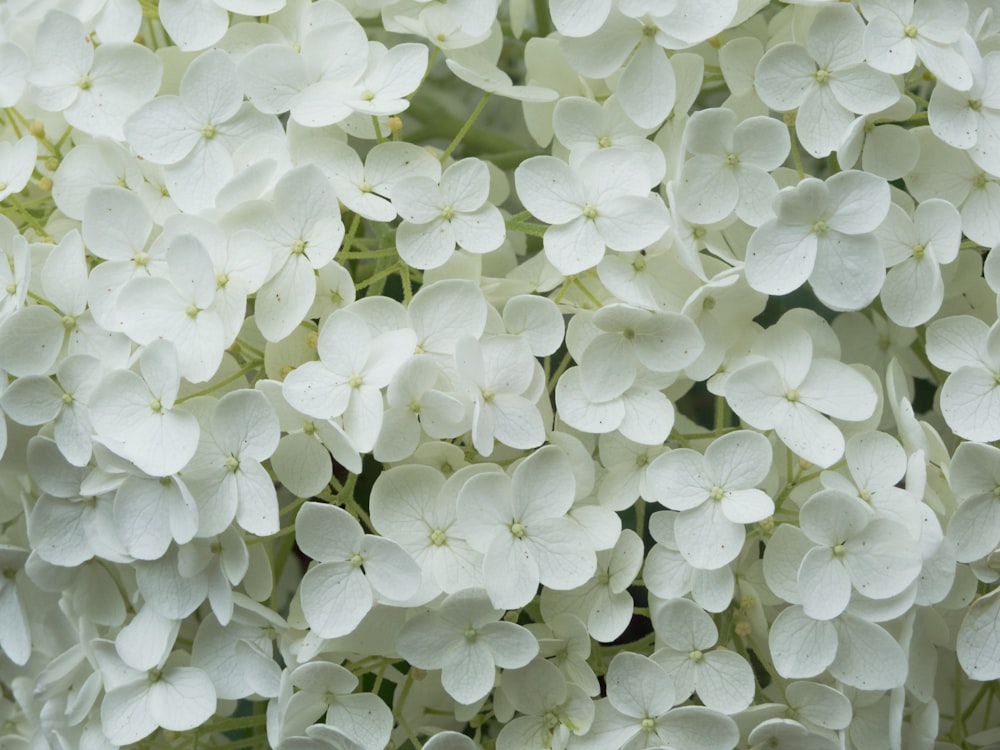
[2,1,1000,748]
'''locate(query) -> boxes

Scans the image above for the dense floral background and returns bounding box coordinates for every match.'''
[1,0,1000,748]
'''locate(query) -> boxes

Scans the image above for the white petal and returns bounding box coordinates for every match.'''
[148,666,217,731]
[769,606,837,678]
[957,587,1000,680]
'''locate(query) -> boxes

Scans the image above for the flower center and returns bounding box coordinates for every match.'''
[582,204,599,220]
[440,205,456,221]
[709,485,725,501]
[912,243,926,259]
[725,152,740,167]
[785,388,800,403]
[509,521,527,538]
[202,123,217,139]
[903,23,918,38]
[833,543,847,558]
[811,219,828,236]
[225,454,240,472]
[813,68,831,85]
[689,649,704,662]
[429,528,447,546]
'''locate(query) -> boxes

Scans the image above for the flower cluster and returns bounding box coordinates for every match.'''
[1,1,1000,749]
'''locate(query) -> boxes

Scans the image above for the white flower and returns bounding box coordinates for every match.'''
[644,430,773,570]
[29,10,161,140]
[905,126,1000,247]
[928,52,1000,174]
[926,315,1000,441]
[296,502,420,639]
[94,614,217,746]
[765,605,908,690]
[231,165,344,343]
[572,651,739,750]
[456,446,597,610]
[651,597,755,715]
[576,303,704,402]
[515,149,670,275]
[744,170,890,312]
[676,107,790,226]
[369,464,483,600]
[878,199,962,327]
[184,390,281,537]
[89,341,200,478]
[393,158,506,270]
[115,233,226,383]
[309,140,441,223]
[539,529,644,642]
[240,21,426,126]
[281,308,415,453]
[2,355,102,467]
[957,586,1000,680]
[124,49,281,213]
[497,658,594,750]
[766,491,922,621]
[454,334,546,457]
[395,588,538,705]
[725,322,878,468]
[945,441,1000,562]
[0,545,31,665]
[552,95,665,174]
[0,135,36,202]
[754,5,899,157]
[644,511,736,613]
[861,0,973,90]
[270,661,393,749]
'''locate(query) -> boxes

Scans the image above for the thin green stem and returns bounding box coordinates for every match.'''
[572,275,603,308]
[533,0,552,36]
[177,360,262,402]
[788,125,806,179]
[440,92,491,162]
[342,213,362,255]
[506,218,548,237]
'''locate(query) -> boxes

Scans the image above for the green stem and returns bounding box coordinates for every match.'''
[356,260,404,294]
[533,0,552,36]
[176,360,262,402]
[440,92,491,162]
[714,396,730,432]
[342,213,362,255]
[506,218,548,237]
[572,275,603,308]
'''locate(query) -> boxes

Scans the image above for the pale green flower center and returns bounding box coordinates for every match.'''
[429,528,447,546]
